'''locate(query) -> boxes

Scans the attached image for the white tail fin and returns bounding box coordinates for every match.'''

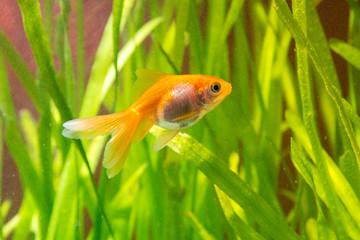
[62,110,154,178]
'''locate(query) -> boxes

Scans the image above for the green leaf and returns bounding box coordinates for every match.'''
[188,0,204,73]
[56,0,76,113]
[75,0,85,114]
[0,107,3,236]
[329,38,360,70]
[273,0,360,169]
[150,126,300,240]
[186,211,217,240]
[46,147,79,240]
[0,54,46,223]
[204,0,226,75]
[339,151,360,198]
[289,117,360,237]
[80,16,162,118]
[79,0,136,118]
[15,0,115,236]
[290,139,315,189]
[19,110,39,166]
[111,0,124,112]
[173,0,189,71]
[0,30,41,111]
[101,17,163,108]
[327,153,360,229]
[216,187,265,240]
[12,193,36,240]
[16,0,72,122]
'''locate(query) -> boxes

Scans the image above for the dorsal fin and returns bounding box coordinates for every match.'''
[131,69,168,102]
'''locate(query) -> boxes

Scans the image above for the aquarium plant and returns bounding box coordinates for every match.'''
[0,0,360,239]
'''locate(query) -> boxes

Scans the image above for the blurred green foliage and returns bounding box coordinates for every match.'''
[1,0,360,239]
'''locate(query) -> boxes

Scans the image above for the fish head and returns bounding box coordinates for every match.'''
[194,75,232,111]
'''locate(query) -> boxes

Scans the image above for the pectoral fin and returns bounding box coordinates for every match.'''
[152,128,180,151]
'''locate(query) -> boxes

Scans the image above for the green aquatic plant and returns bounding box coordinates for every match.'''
[1,0,360,239]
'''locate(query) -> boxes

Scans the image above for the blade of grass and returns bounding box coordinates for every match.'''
[173,0,189,71]
[0,53,46,218]
[44,0,53,42]
[204,0,225,75]
[37,82,55,215]
[3,214,21,239]
[291,140,338,240]
[80,0,136,118]
[287,111,360,232]
[163,152,185,240]
[16,0,72,121]
[329,38,360,70]
[273,0,360,170]
[1,201,11,231]
[327,153,360,229]
[339,151,360,198]
[188,0,204,73]
[75,0,85,114]
[92,168,108,240]
[0,110,2,237]
[221,0,245,52]
[135,189,151,240]
[111,0,124,111]
[292,0,325,214]
[15,0,115,236]
[258,79,283,213]
[56,0,76,113]
[108,136,166,240]
[18,88,55,235]
[346,0,360,26]
[291,1,357,237]
[12,192,35,240]
[348,8,360,114]
[154,38,180,74]
[0,30,41,111]
[257,7,280,105]
[150,126,300,240]
[109,163,148,208]
[185,211,217,240]
[19,110,39,164]
[46,147,79,240]
[79,16,112,117]
[233,15,251,117]
[78,137,107,221]
[101,17,163,101]
[291,138,360,238]
[215,187,265,240]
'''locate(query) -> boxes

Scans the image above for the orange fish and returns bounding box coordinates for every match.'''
[63,69,232,177]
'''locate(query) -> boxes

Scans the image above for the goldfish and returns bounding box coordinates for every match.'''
[62,69,232,178]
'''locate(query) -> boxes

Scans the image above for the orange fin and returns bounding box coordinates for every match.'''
[103,131,133,178]
[133,118,154,143]
[106,143,131,178]
[63,110,144,178]
[131,69,168,101]
[62,113,123,139]
[152,128,180,151]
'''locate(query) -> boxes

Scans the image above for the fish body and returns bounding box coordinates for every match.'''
[63,69,232,177]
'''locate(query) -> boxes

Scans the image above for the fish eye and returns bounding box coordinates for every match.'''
[210,82,221,94]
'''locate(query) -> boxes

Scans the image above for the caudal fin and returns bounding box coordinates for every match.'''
[62,110,153,178]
